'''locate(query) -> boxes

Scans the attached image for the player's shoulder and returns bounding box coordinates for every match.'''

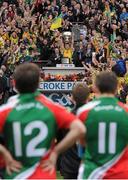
[77,99,101,116]
[36,93,65,111]
[118,102,128,113]
[0,95,19,113]
[7,94,19,103]
[36,94,75,128]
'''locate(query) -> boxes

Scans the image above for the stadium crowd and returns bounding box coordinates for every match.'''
[0,0,128,104]
[0,0,127,67]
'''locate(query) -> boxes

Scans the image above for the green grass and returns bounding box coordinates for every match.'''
[57,171,63,179]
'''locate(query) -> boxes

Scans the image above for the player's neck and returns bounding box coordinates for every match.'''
[99,93,115,98]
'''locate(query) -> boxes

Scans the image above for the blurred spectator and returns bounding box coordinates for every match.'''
[73,42,86,67]
[49,47,62,66]
[0,0,126,69]
[112,55,127,77]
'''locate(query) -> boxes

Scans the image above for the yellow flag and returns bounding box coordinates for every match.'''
[50,14,62,31]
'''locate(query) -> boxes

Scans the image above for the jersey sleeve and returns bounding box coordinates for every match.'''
[0,96,18,133]
[77,101,100,123]
[0,105,13,133]
[77,109,90,123]
[49,104,77,129]
[36,94,77,129]
[0,109,9,133]
[118,102,128,113]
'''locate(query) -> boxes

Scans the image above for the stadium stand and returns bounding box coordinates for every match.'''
[0,0,127,103]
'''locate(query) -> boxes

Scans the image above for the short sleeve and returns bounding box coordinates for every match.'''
[52,104,77,129]
[0,111,7,133]
[36,94,77,129]
[0,106,12,133]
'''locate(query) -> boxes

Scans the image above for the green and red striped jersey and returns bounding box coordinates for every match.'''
[0,91,76,179]
[77,96,128,179]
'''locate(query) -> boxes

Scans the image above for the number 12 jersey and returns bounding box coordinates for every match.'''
[0,91,76,179]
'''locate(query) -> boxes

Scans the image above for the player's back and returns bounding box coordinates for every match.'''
[78,97,128,179]
[0,92,65,179]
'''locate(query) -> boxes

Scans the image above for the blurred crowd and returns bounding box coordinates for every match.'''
[0,0,128,104]
[0,0,127,68]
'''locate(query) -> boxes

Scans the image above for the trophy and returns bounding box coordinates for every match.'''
[62,31,72,43]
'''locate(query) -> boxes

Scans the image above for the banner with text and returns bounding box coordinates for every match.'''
[44,92,74,108]
[39,81,83,92]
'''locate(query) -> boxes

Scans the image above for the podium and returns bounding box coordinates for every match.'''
[39,66,85,108]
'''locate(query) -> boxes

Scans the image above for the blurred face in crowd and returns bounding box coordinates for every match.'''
[43,39,48,45]
[0,28,4,35]
[0,69,3,77]
[79,42,84,50]
[6,40,10,46]
[122,8,126,13]
[24,27,29,32]
[76,3,81,10]
[26,5,30,11]
[4,9,8,16]
[3,2,8,9]
[46,0,51,5]
[80,34,85,41]
[12,32,17,38]
[47,22,51,28]
[65,43,70,50]
[122,41,127,47]
[52,0,57,6]
[92,30,96,36]
[1,65,6,73]
[87,43,92,49]
[47,5,51,11]
[54,42,59,48]
[103,37,109,45]
[71,0,77,6]
[48,14,53,20]
[11,20,16,26]
[85,1,90,6]
[95,0,98,6]
[68,11,73,16]
[29,38,33,44]
[55,48,59,54]
[61,5,66,13]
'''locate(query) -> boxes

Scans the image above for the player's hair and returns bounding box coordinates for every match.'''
[95,72,118,94]
[72,83,90,105]
[13,63,40,93]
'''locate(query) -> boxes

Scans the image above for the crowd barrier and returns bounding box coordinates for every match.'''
[41,66,85,75]
[39,67,85,108]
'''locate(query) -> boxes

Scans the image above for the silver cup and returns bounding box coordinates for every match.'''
[63,31,72,43]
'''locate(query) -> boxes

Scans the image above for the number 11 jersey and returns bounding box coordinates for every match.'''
[77,97,128,179]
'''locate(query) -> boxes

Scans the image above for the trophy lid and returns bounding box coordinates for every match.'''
[63,31,72,36]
